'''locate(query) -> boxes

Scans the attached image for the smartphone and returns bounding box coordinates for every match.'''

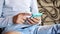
[31,13,42,18]
[24,13,42,25]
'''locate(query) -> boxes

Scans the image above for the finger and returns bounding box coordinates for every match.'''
[16,19,25,24]
[22,17,27,20]
[18,16,26,20]
[26,20,32,25]
[21,19,25,22]
[34,18,40,21]
[21,18,26,22]
[27,18,35,24]
[30,18,39,23]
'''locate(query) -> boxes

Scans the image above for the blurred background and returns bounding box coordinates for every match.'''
[37,0,60,25]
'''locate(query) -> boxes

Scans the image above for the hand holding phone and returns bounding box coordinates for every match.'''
[25,13,42,25]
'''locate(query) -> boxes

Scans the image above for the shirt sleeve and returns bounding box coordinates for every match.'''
[0,0,13,28]
[30,0,39,14]
[0,17,13,28]
[0,0,4,17]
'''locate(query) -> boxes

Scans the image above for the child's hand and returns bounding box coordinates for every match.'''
[13,13,31,24]
[27,18,40,25]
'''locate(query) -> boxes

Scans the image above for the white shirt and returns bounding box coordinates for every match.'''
[3,0,39,17]
[0,0,39,28]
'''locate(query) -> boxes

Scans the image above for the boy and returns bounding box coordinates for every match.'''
[0,0,41,34]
